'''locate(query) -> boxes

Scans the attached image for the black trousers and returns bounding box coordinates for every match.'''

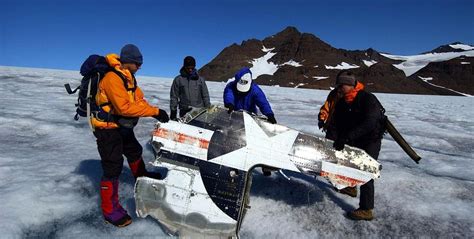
[93,128,143,179]
[354,140,381,210]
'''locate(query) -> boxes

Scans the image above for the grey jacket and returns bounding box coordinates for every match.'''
[170,69,211,112]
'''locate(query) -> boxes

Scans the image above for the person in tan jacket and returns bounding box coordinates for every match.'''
[93,44,169,227]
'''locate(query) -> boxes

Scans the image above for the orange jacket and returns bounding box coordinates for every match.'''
[344,81,365,103]
[92,54,160,129]
[319,82,365,129]
[319,89,340,125]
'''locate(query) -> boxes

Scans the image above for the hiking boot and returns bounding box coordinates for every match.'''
[336,186,357,197]
[104,213,132,227]
[347,208,374,221]
[100,179,133,228]
[129,158,162,179]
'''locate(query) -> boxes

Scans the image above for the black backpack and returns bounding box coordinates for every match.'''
[64,55,136,127]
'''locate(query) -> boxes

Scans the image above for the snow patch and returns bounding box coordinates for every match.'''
[325,62,360,70]
[244,46,303,81]
[247,46,278,80]
[281,60,303,67]
[262,46,274,53]
[312,76,329,81]
[294,83,306,88]
[449,44,474,51]
[418,76,473,97]
[363,60,377,67]
[418,76,433,81]
[382,50,474,76]
[460,62,471,65]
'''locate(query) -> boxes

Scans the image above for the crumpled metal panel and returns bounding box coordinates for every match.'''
[135,165,239,238]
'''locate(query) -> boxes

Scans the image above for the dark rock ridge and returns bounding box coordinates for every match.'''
[409,56,474,95]
[424,42,471,54]
[199,26,473,96]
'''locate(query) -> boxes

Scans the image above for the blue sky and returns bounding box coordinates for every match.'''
[1,0,473,77]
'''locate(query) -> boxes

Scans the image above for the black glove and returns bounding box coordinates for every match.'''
[170,110,177,121]
[333,137,347,151]
[225,104,234,114]
[318,120,325,129]
[267,115,277,124]
[153,110,169,123]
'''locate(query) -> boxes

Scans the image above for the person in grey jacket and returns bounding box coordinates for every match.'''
[170,56,211,120]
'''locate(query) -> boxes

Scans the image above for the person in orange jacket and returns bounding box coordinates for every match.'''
[323,70,385,221]
[93,44,169,227]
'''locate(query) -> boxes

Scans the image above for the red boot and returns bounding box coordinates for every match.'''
[129,158,161,179]
[100,179,132,227]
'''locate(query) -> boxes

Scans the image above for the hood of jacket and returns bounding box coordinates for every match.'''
[344,81,365,103]
[180,67,199,80]
[106,54,134,83]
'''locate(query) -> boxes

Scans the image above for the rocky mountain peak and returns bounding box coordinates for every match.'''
[424,42,473,54]
[198,26,473,96]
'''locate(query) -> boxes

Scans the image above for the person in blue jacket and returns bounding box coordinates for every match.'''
[223,67,277,124]
[224,67,277,176]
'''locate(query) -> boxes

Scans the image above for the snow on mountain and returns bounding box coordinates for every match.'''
[200,27,472,96]
[381,50,474,76]
[417,76,472,97]
[449,43,474,51]
[324,62,360,70]
[1,66,473,238]
[247,47,278,80]
[313,76,329,81]
[363,60,378,67]
[249,46,305,78]
[281,60,303,67]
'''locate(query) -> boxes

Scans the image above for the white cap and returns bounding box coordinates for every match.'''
[236,73,252,93]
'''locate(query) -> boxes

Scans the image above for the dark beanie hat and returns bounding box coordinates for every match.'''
[120,44,143,65]
[336,70,356,86]
[183,56,196,67]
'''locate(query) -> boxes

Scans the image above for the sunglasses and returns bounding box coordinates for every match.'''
[239,79,249,84]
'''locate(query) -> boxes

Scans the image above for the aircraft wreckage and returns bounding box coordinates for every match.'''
[134,106,381,238]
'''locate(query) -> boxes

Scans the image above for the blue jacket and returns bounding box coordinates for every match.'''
[223,80,274,117]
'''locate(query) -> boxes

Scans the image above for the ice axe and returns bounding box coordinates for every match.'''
[386,118,422,164]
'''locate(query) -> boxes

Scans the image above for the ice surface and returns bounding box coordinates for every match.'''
[0,66,473,238]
